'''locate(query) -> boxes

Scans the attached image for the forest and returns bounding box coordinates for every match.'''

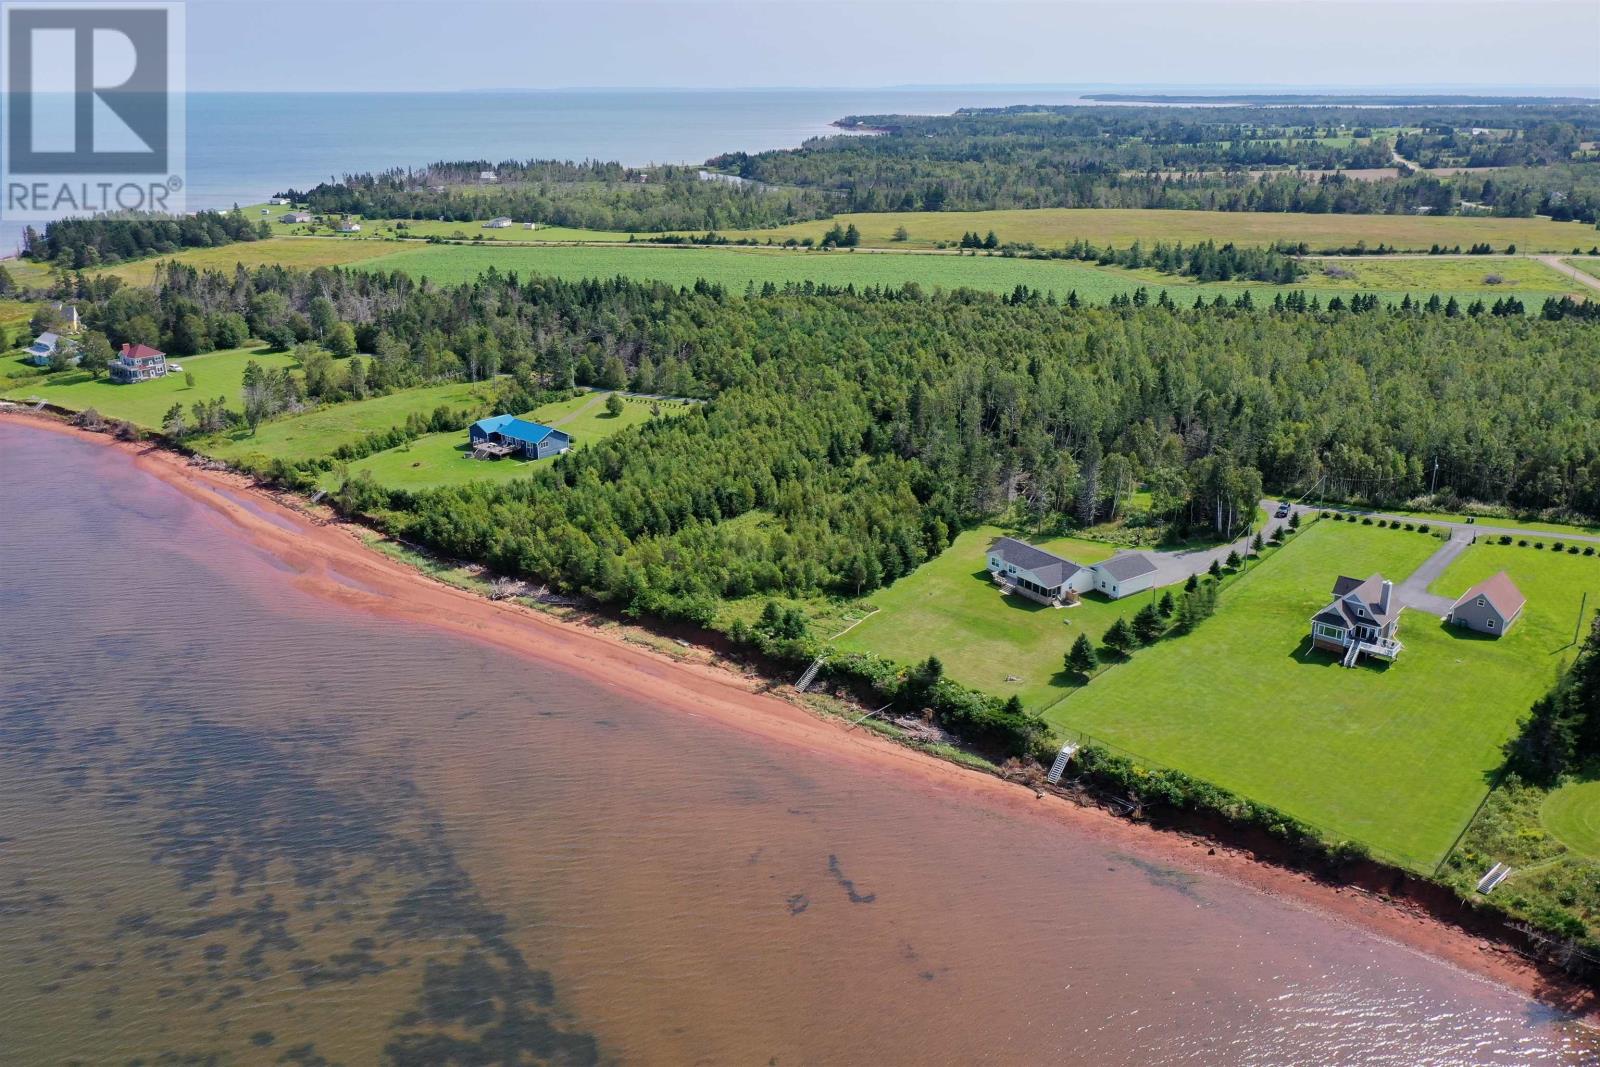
[22,210,270,268]
[282,161,835,233]
[709,104,1600,220]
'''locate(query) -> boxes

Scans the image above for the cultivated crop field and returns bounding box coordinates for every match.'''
[1042,520,1552,870]
[1299,255,1576,292]
[1,345,297,428]
[728,207,1598,253]
[94,238,402,285]
[352,242,1580,308]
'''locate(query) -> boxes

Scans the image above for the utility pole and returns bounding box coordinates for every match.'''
[1429,457,1440,495]
[1578,592,1589,647]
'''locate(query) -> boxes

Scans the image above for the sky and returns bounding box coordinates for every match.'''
[184,0,1600,94]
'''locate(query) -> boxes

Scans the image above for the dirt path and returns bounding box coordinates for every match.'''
[1538,255,1600,295]
[545,390,608,428]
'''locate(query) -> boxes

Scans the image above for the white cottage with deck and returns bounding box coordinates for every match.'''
[987,537,1161,605]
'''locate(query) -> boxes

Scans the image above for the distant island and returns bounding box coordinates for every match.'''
[1083,92,1598,105]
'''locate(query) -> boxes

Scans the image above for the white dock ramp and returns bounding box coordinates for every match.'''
[1476,863,1513,894]
[1046,742,1080,785]
[794,656,825,692]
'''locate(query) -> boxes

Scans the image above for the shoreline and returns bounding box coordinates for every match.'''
[7,409,1598,1023]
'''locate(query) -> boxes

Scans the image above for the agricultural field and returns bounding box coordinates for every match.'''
[1,344,297,428]
[338,391,686,491]
[196,379,498,466]
[351,241,1581,308]
[1041,519,1551,870]
[94,237,401,285]
[834,526,1137,709]
[1297,255,1576,292]
[724,207,1598,254]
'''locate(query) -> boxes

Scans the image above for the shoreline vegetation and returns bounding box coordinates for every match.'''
[6,408,1599,1024]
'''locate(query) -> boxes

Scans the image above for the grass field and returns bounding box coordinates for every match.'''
[1425,540,1600,659]
[724,207,1598,254]
[1565,257,1600,281]
[1,344,296,428]
[1542,781,1600,861]
[351,242,1579,308]
[1299,255,1575,292]
[95,237,402,285]
[1041,520,1525,869]
[196,380,498,466]
[339,391,685,490]
[835,526,1146,709]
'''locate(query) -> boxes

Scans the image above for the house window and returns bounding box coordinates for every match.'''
[1487,618,1496,628]
[1477,597,1486,607]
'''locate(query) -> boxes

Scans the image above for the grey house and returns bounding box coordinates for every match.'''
[1448,572,1525,637]
[987,537,1088,605]
[987,538,1159,604]
[1310,573,1403,666]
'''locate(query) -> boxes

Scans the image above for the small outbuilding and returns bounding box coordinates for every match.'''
[1089,553,1159,600]
[282,211,313,224]
[1448,572,1525,637]
[483,217,513,228]
[335,219,362,232]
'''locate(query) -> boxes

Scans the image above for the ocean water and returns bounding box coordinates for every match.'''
[2,419,1597,1064]
[3,87,1102,253]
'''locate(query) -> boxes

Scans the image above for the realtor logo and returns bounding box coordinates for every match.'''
[2,2,185,220]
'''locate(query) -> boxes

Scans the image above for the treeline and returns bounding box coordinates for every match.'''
[282,161,833,232]
[707,104,1600,219]
[22,211,269,268]
[1506,616,1600,782]
[1020,238,1304,283]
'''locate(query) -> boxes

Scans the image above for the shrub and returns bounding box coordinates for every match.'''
[1403,522,1415,531]
[1320,510,1333,520]
[1417,524,1430,534]
[1500,534,1513,545]
[1361,516,1373,525]
[1535,541,1545,550]
[1570,546,1581,555]
[1585,546,1596,556]
[1519,539,1529,547]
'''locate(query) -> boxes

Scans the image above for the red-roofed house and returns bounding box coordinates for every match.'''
[109,343,168,384]
[1448,572,1526,637]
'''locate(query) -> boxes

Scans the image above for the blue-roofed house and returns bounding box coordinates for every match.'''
[468,414,572,460]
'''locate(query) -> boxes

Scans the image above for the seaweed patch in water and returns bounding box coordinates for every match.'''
[786,894,809,916]
[1109,852,1206,902]
[826,855,876,905]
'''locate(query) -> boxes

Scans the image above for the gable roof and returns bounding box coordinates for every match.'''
[1096,552,1158,582]
[119,343,164,359]
[989,536,1082,588]
[30,332,60,349]
[1454,571,1525,617]
[1319,573,1400,629]
[472,414,568,446]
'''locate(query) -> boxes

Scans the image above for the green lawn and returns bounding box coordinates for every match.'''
[1426,540,1599,656]
[1,345,296,428]
[196,379,498,466]
[338,391,686,491]
[1044,520,1518,870]
[1542,781,1600,861]
[1564,257,1600,281]
[835,525,1149,709]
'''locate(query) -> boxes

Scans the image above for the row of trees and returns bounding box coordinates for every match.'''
[23,211,269,268]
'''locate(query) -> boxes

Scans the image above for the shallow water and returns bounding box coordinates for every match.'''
[1,421,1596,1065]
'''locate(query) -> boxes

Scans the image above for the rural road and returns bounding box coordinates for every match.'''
[1273,499,1600,547]
[1536,255,1600,296]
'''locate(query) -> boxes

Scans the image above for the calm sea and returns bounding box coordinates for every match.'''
[3,87,1104,253]
[1,420,1596,1064]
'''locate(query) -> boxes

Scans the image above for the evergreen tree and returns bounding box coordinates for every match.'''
[1065,633,1097,677]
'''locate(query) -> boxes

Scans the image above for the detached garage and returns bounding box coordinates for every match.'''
[1447,571,1526,637]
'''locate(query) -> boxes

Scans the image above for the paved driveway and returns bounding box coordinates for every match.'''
[1393,531,1470,616]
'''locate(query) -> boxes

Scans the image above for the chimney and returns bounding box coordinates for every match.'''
[1379,579,1393,615]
